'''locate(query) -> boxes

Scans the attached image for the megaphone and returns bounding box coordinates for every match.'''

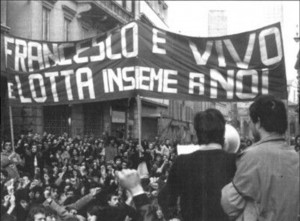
[224,124,240,154]
[177,124,241,155]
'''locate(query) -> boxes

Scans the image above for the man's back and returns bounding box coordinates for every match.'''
[100,204,138,221]
[159,149,236,221]
[233,138,299,221]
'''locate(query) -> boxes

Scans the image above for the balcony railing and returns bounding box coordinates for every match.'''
[1,24,10,33]
[94,1,134,24]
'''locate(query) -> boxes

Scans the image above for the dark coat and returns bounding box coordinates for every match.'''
[24,149,44,177]
[129,151,152,173]
[158,149,236,221]
[98,203,139,221]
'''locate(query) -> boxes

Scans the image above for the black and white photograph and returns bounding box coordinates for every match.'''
[1,1,299,220]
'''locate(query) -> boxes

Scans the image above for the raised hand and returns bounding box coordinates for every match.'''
[115,169,144,196]
[90,187,101,196]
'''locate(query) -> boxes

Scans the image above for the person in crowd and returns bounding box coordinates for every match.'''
[44,206,61,221]
[1,169,9,188]
[121,161,128,170]
[1,142,23,180]
[154,143,169,159]
[116,169,158,221]
[86,205,103,221]
[16,197,30,221]
[147,142,155,160]
[43,187,101,220]
[97,192,139,221]
[1,191,17,221]
[104,138,119,163]
[294,134,300,152]
[113,156,123,171]
[24,144,44,178]
[221,95,299,221]
[129,145,152,179]
[0,129,176,221]
[153,136,160,147]
[25,205,46,221]
[161,139,171,158]
[155,155,171,176]
[150,154,163,177]
[158,108,237,221]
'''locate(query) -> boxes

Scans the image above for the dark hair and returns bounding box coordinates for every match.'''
[114,156,122,162]
[26,205,46,221]
[44,206,58,219]
[1,169,8,178]
[249,95,287,134]
[1,213,16,221]
[64,217,80,221]
[63,195,79,206]
[194,109,225,146]
[87,205,102,216]
[105,193,117,204]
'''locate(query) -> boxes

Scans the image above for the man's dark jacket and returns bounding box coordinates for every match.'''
[158,149,236,221]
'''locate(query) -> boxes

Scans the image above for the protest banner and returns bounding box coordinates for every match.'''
[3,20,287,105]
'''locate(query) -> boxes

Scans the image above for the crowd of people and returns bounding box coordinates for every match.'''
[1,95,299,221]
[1,128,178,221]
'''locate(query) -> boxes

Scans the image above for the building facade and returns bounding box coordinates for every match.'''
[1,0,196,143]
[1,0,10,141]
[3,1,296,143]
[1,0,135,140]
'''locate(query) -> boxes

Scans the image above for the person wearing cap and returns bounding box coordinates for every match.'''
[221,95,299,221]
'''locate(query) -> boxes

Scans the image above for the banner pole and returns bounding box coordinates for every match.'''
[137,95,142,147]
[8,104,15,151]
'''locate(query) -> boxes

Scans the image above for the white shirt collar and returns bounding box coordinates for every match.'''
[177,143,222,155]
[197,143,222,150]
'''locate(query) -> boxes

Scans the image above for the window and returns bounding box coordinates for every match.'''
[63,17,71,41]
[115,0,123,6]
[81,21,91,39]
[115,0,134,13]
[84,103,104,136]
[125,0,133,12]
[44,105,70,135]
[62,5,76,41]
[82,25,89,39]
[42,7,50,40]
